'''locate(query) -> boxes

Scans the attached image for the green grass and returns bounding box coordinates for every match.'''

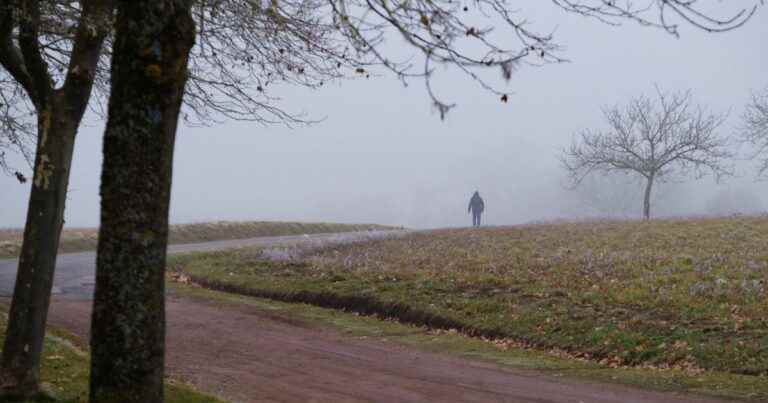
[0,312,223,403]
[169,282,768,402]
[171,216,768,380]
[0,221,394,259]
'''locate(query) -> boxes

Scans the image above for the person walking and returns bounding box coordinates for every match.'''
[468,191,485,227]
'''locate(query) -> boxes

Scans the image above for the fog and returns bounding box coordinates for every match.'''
[1,3,767,229]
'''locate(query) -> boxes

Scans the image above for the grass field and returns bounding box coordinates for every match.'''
[171,216,768,379]
[0,221,392,259]
[168,282,768,401]
[0,313,222,403]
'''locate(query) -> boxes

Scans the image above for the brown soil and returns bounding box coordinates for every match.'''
[46,296,733,403]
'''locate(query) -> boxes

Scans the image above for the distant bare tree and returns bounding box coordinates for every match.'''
[561,89,733,220]
[741,86,768,176]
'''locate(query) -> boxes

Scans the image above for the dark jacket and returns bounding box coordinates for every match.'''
[468,193,485,214]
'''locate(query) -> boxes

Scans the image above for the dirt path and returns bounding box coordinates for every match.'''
[46,296,733,403]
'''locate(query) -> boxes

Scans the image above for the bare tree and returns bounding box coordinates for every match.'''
[0,2,114,398]
[741,86,768,176]
[0,1,364,396]
[560,89,733,220]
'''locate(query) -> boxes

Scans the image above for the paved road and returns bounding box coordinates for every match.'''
[0,230,401,299]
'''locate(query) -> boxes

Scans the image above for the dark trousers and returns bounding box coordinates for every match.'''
[472,211,482,227]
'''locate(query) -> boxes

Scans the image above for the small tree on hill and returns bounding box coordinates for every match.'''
[560,89,733,220]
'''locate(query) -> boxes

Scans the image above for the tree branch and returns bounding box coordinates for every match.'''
[561,88,732,189]
[0,2,39,105]
[741,86,768,177]
[60,0,115,119]
[18,0,52,107]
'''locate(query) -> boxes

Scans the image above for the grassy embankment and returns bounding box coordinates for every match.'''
[171,217,768,397]
[0,221,391,259]
[0,312,222,403]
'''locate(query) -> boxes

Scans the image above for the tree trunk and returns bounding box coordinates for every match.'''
[0,2,113,397]
[89,2,195,402]
[0,96,76,398]
[642,175,654,221]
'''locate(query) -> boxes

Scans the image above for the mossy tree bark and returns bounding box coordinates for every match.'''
[0,1,114,398]
[1,97,75,398]
[89,1,195,402]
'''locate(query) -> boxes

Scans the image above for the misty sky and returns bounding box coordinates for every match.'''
[1,3,767,229]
